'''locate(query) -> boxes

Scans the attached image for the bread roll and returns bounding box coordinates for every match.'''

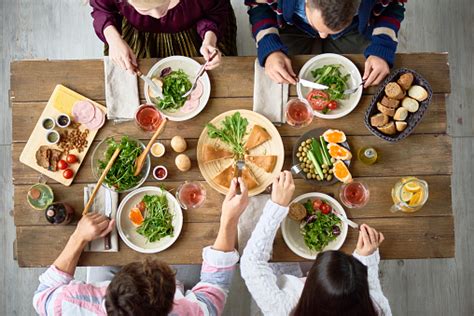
[377,102,396,117]
[381,96,400,109]
[408,85,428,101]
[401,97,420,113]
[370,113,389,127]
[394,107,408,120]
[377,121,396,135]
[397,73,414,90]
[385,82,405,100]
[395,121,408,132]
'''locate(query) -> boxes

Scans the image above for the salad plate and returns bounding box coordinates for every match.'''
[297,53,362,120]
[116,186,183,254]
[144,56,211,122]
[281,192,348,259]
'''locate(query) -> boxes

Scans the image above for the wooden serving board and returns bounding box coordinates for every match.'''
[19,84,106,186]
[197,109,285,196]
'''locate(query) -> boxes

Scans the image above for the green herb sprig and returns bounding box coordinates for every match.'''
[311,64,350,101]
[206,112,249,158]
[154,69,192,111]
[136,194,174,243]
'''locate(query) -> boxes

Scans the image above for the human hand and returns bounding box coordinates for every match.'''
[73,212,115,243]
[200,31,221,70]
[264,51,297,85]
[271,171,295,207]
[363,55,390,88]
[355,223,384,256]
[220,177,249,225]
[105,26,138,75]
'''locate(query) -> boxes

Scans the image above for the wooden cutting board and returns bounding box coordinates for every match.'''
[19,84,106,186]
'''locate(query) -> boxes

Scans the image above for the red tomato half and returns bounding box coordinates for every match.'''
[63,169,74,179]
[57,160,68,170]
[306,90,329,111]
[320,203,332,215]
[327,100,338,111]
[312,199,323,210]
[137,201,146,212]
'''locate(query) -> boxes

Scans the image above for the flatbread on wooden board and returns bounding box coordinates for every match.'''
[244,125,271,150]
[213,164,236,188]
[242,166,259,190]
[245,155,277,173]
[202,144,234,163]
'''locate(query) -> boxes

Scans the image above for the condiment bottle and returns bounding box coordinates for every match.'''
[45,202,75,225]
[357,147,378,165]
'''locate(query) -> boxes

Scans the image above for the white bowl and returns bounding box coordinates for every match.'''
[297,53,363,119]
[145,56,211,122]
[116,186,183,254]
[281,192,348,259]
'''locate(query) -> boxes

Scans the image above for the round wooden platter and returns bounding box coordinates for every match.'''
[197,109,285,196]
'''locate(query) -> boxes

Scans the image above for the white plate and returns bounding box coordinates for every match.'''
[116,186,183,254]
[281,192,348,259]
[297,53,363,119]
[144,56,211,122]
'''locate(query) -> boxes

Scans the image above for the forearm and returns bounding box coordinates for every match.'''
[53,232,87,275]
[103,25,122,45]
[213,219,238,252]
[203,31,218,47]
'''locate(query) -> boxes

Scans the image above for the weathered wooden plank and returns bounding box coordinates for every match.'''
[11,94,447,142]
[11,133,453,185]
[16,222,220,267]
[10,54,450,103]
[272,216,455,261]
[13,175,453,226]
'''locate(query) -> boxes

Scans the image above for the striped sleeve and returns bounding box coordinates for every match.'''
[245,0,288,66]
[33,265,73,315]
[365,0,407,66]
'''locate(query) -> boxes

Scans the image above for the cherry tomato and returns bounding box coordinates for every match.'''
[320,203,332,215]
[57,159,68,170]
[312,199,323,210]
[306,90,329,111]
[137,201,146,212]
[66,154,78,164]
[327,100,338,111]
[63,169,74,179]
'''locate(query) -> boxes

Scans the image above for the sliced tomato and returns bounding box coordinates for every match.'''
[312,199,323,210]
[137,201,146,212]
[306,90,329,111]
[327,100,338,111]
[320,203,332,215]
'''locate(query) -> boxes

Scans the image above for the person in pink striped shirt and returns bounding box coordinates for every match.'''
[33,178,249,316]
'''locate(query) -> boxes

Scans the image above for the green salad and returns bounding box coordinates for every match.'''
[311,64,350,101]
[98,136,142,192]
[154,69,192,111]
[137,194,174,243]
[300,199,341,252]
[206,112,249,159]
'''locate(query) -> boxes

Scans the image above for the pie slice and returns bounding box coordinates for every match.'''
[244,125,271,150]
[202,144,233,163]
[245,155,277,173]
[213,164,236,188]
[242,166,259,190]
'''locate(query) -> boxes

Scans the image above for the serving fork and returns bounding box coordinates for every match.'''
[182,49,219,98]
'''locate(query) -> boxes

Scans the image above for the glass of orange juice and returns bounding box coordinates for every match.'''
[391,177,429,213]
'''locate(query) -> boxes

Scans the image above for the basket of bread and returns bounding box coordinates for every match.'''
[364,68,433,142]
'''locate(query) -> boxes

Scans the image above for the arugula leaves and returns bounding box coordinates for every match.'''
[136,194,174,243]
[155,69,192,111]
[311,64,349,101]
[206,112,249,158]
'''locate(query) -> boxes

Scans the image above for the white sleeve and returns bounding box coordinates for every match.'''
[353,250,392,316]
[241,200,299,316]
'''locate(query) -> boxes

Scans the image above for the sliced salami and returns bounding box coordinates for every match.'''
[85,107,105,130]
[189,80,203,101]
[180,99,200,114]
[72,100,96,124]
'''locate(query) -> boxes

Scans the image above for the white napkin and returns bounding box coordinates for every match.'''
[238,194,270,252]
[83,184,119,252]
[104,56,140,122]
[253,59,289,124]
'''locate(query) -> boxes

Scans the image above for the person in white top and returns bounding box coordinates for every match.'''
[241,171,392,316]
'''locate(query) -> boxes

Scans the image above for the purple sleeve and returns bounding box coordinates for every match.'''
[90,0,122,43]
[196,0,232,40]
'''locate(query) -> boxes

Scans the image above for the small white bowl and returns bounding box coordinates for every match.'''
[56,113,71,128]
[152,165,168,181]
[46,130,60,145]
[41,117,56,130]
[151,142,165,158]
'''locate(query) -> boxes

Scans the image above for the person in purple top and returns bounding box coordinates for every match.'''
[90,0,237,73]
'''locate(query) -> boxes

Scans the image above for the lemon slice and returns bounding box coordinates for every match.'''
[401,188,413,202]
[401,176,416,184]
[404,181,421,192]
[409,191,423,206]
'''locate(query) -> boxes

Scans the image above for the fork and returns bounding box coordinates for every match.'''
[343,79,366,95]
[235,159,245,194]
[182,49,219,98]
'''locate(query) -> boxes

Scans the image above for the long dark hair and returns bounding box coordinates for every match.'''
[293,251,377,316]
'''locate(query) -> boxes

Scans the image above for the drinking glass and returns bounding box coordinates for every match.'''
[176,181,207,210]
[284,98,313,128]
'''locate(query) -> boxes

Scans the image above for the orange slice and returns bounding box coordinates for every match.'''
[129,207,144,226]
[327,143,352,160]
[323,129,346,144]
[333,160,352,183]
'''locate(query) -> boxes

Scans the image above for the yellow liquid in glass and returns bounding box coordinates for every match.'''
[391,177,428,213]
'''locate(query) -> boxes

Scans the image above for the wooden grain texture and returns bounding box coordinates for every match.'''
[13,175,453,226]
[9,54,450,103]
[11,94,448,142]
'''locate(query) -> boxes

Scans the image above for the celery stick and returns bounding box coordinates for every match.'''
[311,139,324,165]
[320,136,332,167]
[307,150,324,179]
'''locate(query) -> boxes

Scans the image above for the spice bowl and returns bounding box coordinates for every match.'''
[153,165,168,181]
[56,113,71,128]
[151,142,165,158]
[42,117,56,130]
[46,130,60,144]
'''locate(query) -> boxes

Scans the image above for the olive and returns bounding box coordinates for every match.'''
[303,148,308,153]
[316,176,322,181]
[301,141,306,147]
[327,175,333,181]
[303,168,309,173]
[306,139,311,144]
[306,173,312,179]
[299,157,304,162]
[300,163,305,168]
[321,163,328,169]
[296,152,301,157]
[323,169,327,174]
[329,169,334,174]
[301,152,306,157]
[331,158,336,163]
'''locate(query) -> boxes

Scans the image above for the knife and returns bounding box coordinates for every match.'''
[104,188,112,250]
[332,208,359,230]
[298,78,329,91]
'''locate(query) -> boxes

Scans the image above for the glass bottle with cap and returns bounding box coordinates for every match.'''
[357,147,378,165]
[45,202,75,225]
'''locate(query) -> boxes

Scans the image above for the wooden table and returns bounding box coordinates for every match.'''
[10,54,453,267]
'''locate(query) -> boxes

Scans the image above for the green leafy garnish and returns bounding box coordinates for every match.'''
[206,112,248,158]
[154,69,192,111]
[136,194,174,243]
[311,64,349,101]
[98,136,142,192]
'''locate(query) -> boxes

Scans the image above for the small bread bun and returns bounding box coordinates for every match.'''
[397,73,414,90]
[385,82,406,100]
[377,102,396,117]
[395,121,408,132]
[377,121,397,135]
[371,113,389,127]
[394,107,408,121]
[381,96,400,109]
[408,85,429,102]
[401,97,420,113]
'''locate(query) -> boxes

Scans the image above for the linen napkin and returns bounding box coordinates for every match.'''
[104,56,140,122]
[83,184,119,252]
[253,59,289,124]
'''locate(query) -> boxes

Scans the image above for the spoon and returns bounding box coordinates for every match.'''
[133,118,168,176]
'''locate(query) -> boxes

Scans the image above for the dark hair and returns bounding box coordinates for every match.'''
[294,251,377,316]
[309,0,361,31]
[105,258,176,316]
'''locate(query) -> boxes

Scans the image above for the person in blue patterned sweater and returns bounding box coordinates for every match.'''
[245,0,406,88]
